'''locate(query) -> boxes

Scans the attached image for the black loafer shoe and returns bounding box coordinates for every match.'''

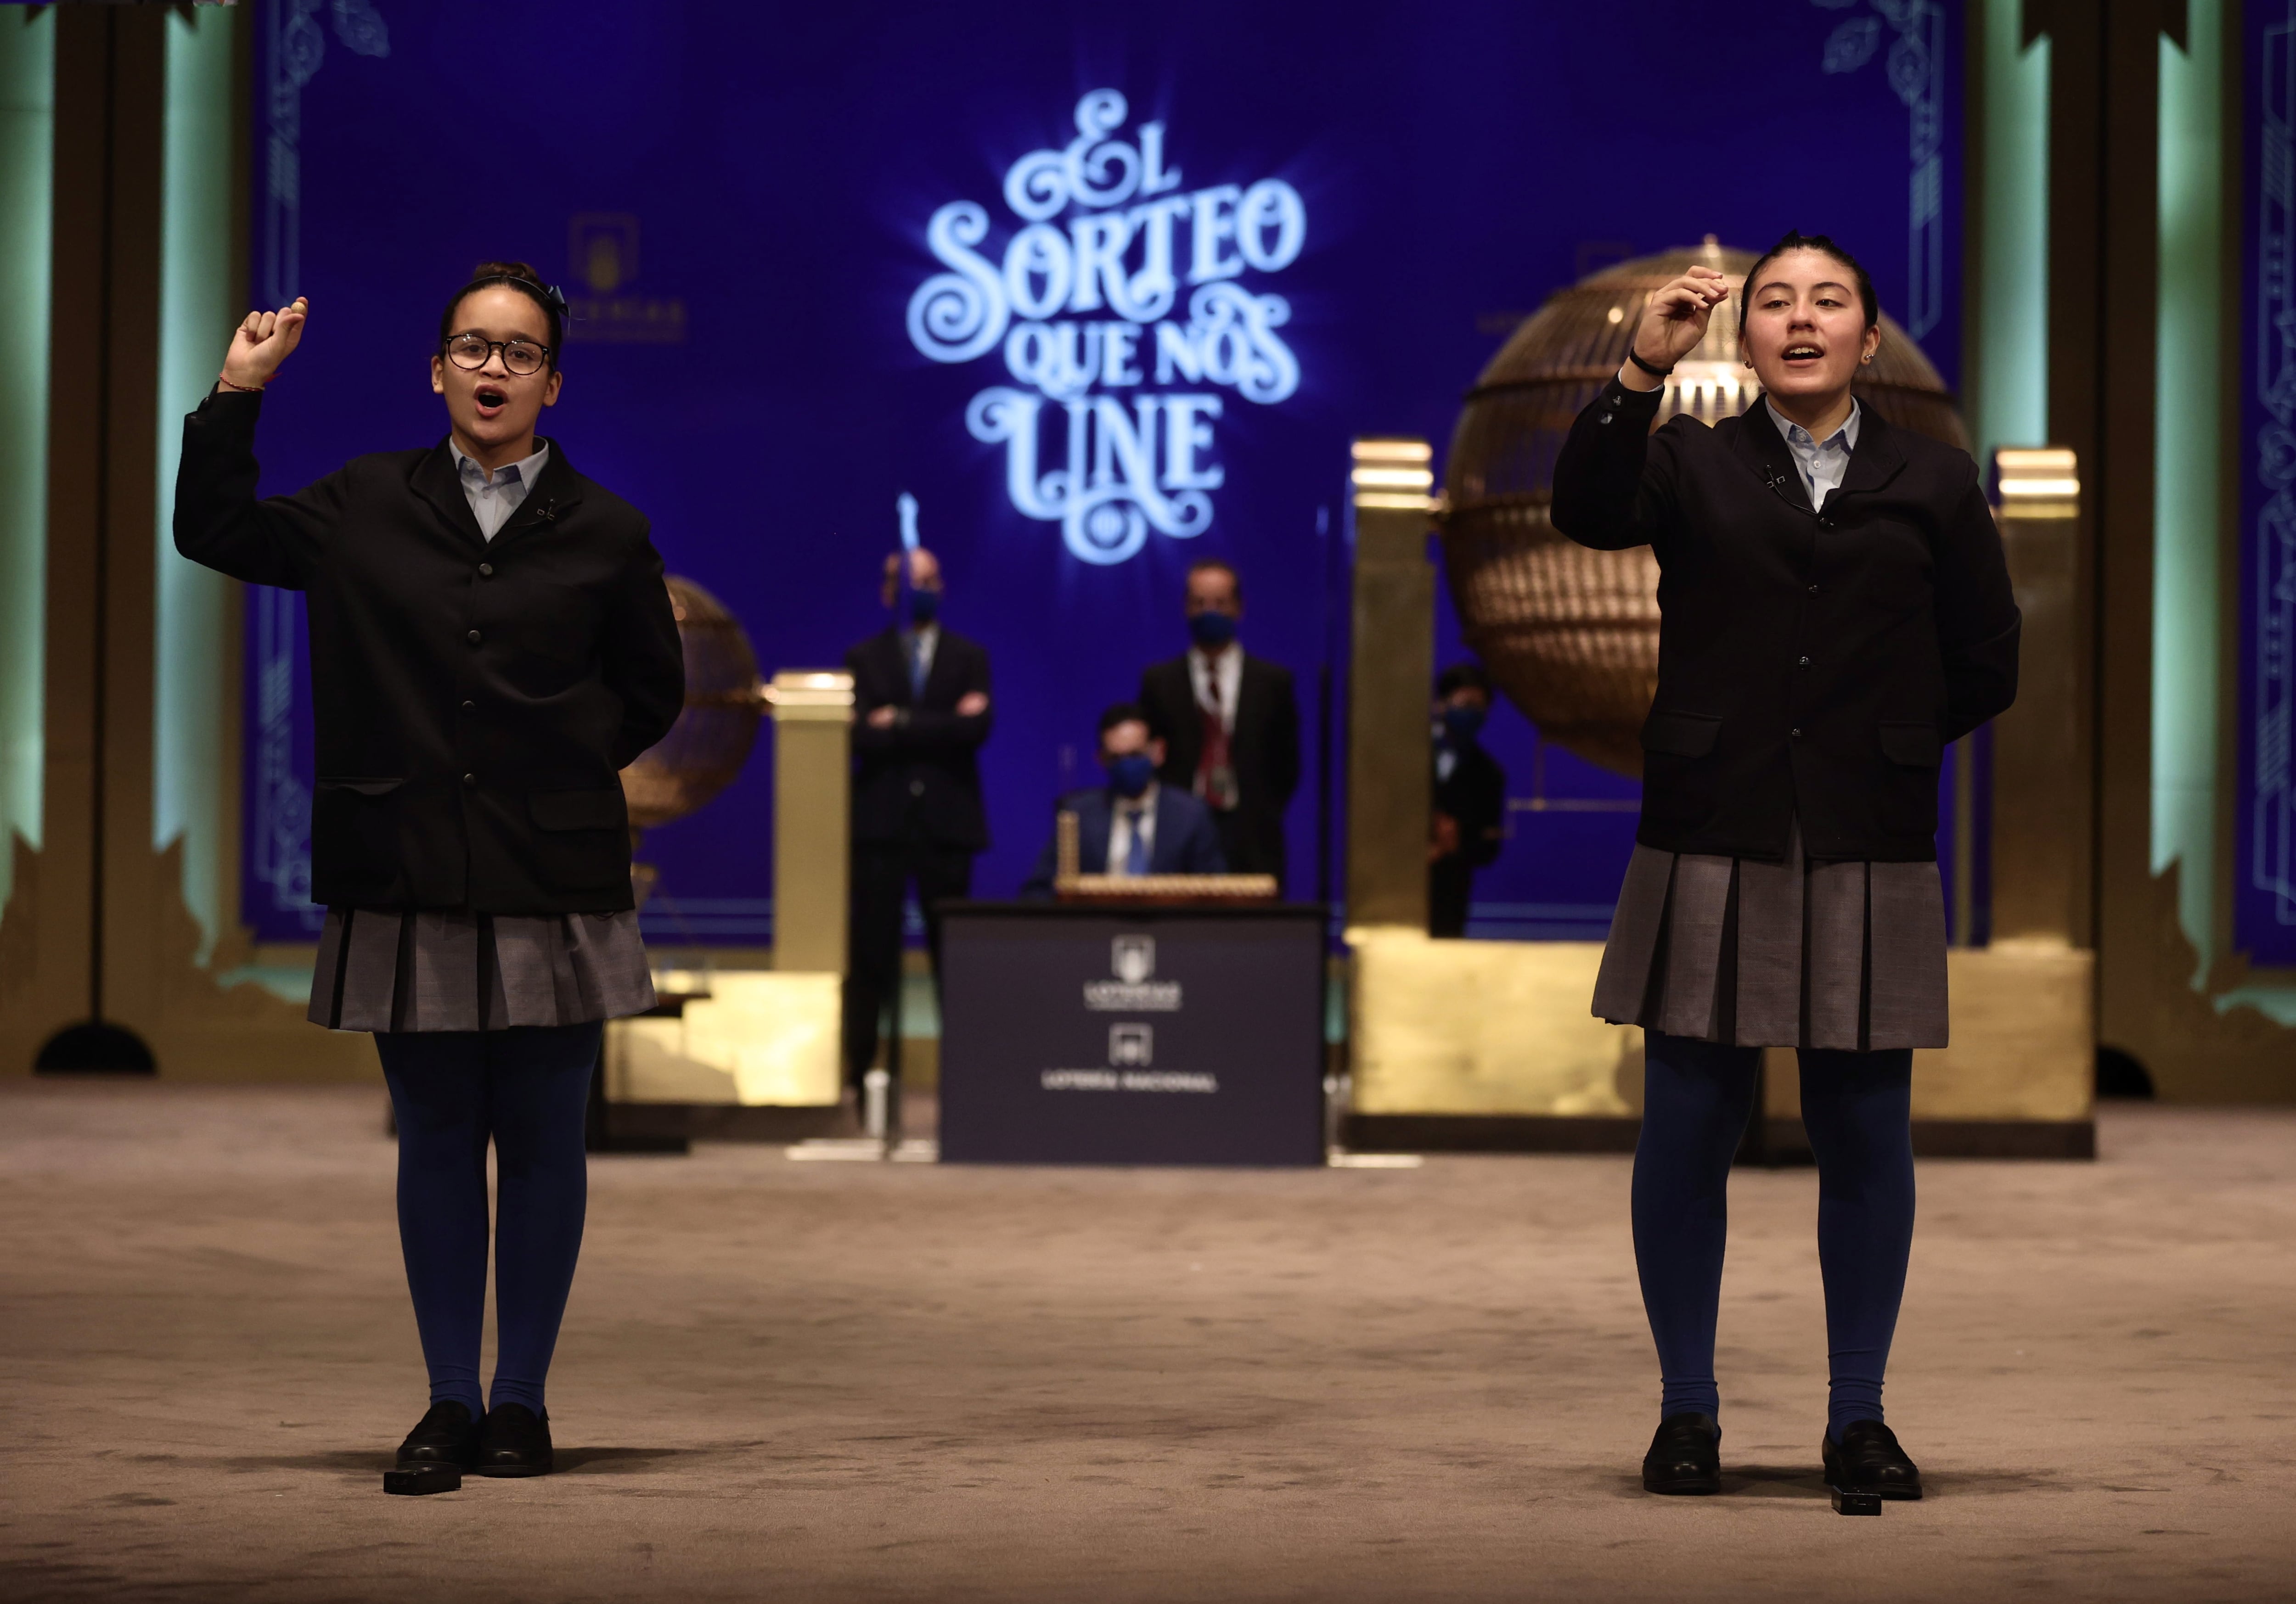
[1823,1419,1923,1500]
[475,1402,555,1478]
[1642,1412,1721,1495]
[395,1401,480,1470]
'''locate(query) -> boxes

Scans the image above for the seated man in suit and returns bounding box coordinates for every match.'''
[1023,703,1226,895]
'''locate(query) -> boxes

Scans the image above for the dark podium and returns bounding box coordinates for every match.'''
[936,902,1326,1167]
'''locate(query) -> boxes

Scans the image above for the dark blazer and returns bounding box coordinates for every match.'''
[1021,784,1228,896]
[1137,650,1300,874]
[1550,377,2019,863]
[172,390,683,912]
[1433,739,1506,870]
[847,626,993,851]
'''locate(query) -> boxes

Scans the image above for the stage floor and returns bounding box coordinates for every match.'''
[1,1084,2290,1602]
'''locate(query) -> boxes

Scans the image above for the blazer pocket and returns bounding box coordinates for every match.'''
[1877,721,1943,767]
[1639,710,1722,758]
[312,779,404,892]
[529,788,628,832]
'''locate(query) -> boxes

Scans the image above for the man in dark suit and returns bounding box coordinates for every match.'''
[1428,662,1507,938]
[1136,559,1300,888]
[844,547,991,1089]
[1023,703,1227,895]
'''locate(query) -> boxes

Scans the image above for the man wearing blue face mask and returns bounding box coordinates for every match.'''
[844,548,994,1094]
[1022,704,1227,895]
[1136,560,1301,889]
[1429,662,1507,938]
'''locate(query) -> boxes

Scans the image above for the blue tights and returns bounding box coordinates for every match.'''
[1631,1031,1916,1440]
[374,1023,599,1420]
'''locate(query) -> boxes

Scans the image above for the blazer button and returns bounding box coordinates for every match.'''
[460,699,476,714]
[462,772,477,787]
[909,779,925,797]
[478,562,494,578]
[1797,656,1811,668]
[1598,413,1614,425]
[1790,727,1803,740]
[466,628,482,645]
[1808,583,1820,595]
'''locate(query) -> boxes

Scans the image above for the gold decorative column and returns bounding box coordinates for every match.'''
[1898,449,2094,1147]
[1989,449,2088,942]
[1345,438,1435,930]
[766,670,854,974]
[607,669,853,1110]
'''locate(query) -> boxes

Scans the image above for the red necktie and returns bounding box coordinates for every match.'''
[1194,667,1238,812]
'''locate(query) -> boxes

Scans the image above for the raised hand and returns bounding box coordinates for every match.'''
[1630,266,1730,373]
[220,296,308,390]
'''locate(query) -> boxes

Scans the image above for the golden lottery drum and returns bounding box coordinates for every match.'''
[618,575,766,830]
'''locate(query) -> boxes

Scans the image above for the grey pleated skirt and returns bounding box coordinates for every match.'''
[1590,817,1948,1051]
[309,907,656,1033]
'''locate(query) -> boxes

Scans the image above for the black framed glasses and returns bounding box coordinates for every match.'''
[443,333,551,376]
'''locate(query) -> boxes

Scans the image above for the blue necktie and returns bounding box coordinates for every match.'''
[1123,805,1150,876]
[908,636,928,700]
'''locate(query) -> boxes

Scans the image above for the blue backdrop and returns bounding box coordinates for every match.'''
[239,0,1963,947]
[2239,0,2296,967]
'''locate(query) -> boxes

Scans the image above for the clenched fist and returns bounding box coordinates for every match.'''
[1623,266,1729,386]
[220,296,308,390]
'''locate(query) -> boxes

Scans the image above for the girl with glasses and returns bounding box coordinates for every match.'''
[173,261,685,1480]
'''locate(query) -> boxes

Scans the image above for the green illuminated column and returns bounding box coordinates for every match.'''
[153,7,241,966]
[2151,0,2224,987]
[1971,0,2051,467]
[1963,0,2060,948]
[0,14,54,915]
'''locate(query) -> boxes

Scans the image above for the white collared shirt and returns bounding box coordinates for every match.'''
[903,622,940,685]
[1107,782,1159,877]
[1765,397,1861,510]
[1187,643,1242,730]
[449,438,551,540]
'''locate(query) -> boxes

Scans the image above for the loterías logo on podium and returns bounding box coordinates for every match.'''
[1083,934,1182,1011]
[905,90,1306,566]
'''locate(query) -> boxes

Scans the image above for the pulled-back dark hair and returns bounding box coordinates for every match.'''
[1098,701,1152,739]
[439,259,567,362]
[1738,230,1878,339]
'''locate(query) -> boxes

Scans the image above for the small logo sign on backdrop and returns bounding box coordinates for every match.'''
[566,213,687,344]
[906,89,1306,565]
[1109,1023,1154,1066]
